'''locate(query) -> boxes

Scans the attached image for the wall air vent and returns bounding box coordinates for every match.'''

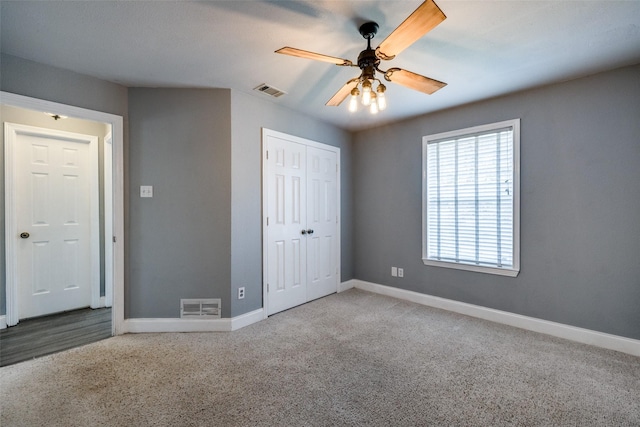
[180,299,221,319]
[254,83,287,98]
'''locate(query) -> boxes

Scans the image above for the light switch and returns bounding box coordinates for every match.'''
[140,185,153,198]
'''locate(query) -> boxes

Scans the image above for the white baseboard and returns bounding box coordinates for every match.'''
[0,315,6,330]
[351,280,640,357]
[90,296,107,310]
[125,318,231,333]
[124,308,264,334]
[230,309,264,331]
[338,279,356,293]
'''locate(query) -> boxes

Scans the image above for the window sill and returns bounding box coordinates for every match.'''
[422,258,519,277]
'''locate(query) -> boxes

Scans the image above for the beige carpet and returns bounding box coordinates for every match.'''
[1,289,639,426]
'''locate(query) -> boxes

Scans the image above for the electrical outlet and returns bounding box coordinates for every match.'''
[238,287,245,299]
[398,268,404,278]
[391,267,398,277]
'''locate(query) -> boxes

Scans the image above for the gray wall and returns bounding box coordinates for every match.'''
[127,88,232,318]
[1,54,128,317]
[229,91,353,317]
[1,54,128,116]
[352,64,640,340]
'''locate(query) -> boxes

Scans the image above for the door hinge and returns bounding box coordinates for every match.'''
[267,283,269,292]
[266,217,269,226]
[266,151,269,160]
[113,236,116,243]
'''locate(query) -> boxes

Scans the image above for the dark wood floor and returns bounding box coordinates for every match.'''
[0,307,112,367]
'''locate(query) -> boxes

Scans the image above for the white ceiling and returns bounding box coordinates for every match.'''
[2,1,639,131]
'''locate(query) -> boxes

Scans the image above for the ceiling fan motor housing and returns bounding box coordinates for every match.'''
[358,22,379,40]
[357,49,379,73]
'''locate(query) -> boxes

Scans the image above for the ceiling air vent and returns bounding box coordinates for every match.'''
[180,299,221,319]
[254,83,286,98]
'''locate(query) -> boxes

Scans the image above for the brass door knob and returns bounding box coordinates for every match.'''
[20,232,30,239]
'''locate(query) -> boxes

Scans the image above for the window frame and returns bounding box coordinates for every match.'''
[422,119,520,277]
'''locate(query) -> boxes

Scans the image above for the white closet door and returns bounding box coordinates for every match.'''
[265,135,308,315]
[263,129,339,316]
[306,146,338,302]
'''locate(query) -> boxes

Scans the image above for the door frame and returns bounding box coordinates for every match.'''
[261,128,341,318]
[103,131,113,308]
[5,123,100,319]
[2,91,125,335]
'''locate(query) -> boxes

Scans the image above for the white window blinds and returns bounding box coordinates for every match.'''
[423,119,520,276]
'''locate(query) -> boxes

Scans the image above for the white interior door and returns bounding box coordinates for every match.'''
[305,146,338,301]
[6,123,99,320]
[265,135,308,315]
[263,129,339,316]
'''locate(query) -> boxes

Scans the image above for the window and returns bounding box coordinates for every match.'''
[422,119,520,277]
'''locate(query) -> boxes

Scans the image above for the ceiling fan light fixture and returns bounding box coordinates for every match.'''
[376,84,387,111]
[370,92,379,114]
[361,79,372,106]
[44,112,68,120]
[348,87,360,112]
[345,79,386,114]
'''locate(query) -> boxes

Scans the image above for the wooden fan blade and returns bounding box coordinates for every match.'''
[376,0,446,60]
[326,78,360,106]
[276,47,353,66]
[385,68,446,95]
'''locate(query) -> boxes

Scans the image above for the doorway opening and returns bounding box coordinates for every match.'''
[1,91,124,338]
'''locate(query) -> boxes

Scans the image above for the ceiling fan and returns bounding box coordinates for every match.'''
[275,0,447,113]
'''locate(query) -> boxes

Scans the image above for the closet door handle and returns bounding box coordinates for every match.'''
[301,230,307,235]
[307,229,314,235]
